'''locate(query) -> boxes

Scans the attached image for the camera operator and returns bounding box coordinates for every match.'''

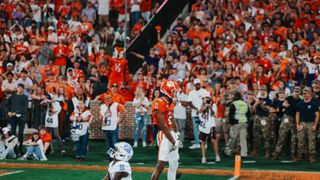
[0,127,18,160]
[42,94,65,154]
[199,93,220,163]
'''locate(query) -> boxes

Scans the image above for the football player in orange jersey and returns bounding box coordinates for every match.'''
[151,80,181,180]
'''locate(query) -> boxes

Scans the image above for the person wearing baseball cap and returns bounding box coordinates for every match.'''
[250,84,272,157]
[173,78,188,148]
[294,86,319,163]
[272,86,302,161]
[188,78,210,149]
[224,91,250,158]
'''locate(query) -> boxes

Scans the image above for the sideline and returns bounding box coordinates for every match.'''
[0,162,320,179]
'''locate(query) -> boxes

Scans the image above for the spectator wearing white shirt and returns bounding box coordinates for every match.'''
[174,53,191,80]
[130,0,141,26]
[42,94,65,154]
[187,79,209,149]
[173,79,188,148]
[47,26,58,44]
[98,0,110,26]
[1,72,16,98]
[100,94,126,160]
[132,87,150,148]
[16,70,33,98]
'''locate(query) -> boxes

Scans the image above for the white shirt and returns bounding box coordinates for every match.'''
[188,88,209,117]
[45,102,62,128]
[98,0,110,15]
[130,0,141,12]
[132,96,150,113]
[174,92,188,119]
[101,102,120,131]
[199,105,216,134]
[31,4,42,22]
[108,161,132,180]
[71,109,92,136]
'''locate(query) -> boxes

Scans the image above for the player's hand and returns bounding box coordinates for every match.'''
[170,142,177,153]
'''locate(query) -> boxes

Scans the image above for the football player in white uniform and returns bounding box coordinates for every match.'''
[103,142,133,180]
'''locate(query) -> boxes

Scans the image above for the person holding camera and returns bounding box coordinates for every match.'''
[224,91,250,158]
[250,85,272,157]
[199,92,220,163]
[42,94,65,154]
[0,127,18,160]
[70,101,92,161]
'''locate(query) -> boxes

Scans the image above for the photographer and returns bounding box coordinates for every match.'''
[199,93,220,163]
[70,101,92,162]
[224,91,250,158]
[0,127,18,160]
[42,94,65,154]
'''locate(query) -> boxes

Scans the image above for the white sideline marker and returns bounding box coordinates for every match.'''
[228,176,239,180]
[242,160,256,164]
[207,162,216,164]
[0,170,24,177]
[135,162,145,165]
[281,160,294,163]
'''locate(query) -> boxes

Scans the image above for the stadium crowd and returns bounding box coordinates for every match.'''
[0,0,319,165]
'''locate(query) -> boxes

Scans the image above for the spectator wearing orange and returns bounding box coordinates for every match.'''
[53,37,68,75]
[39,125,52,154]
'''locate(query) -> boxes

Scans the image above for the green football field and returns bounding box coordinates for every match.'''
[0,168,230,180]
[0,140,319,179]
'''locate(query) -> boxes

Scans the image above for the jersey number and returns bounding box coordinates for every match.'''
[200,122,206,129]
[119,164,125,171]
[46,118,53,124]
[105,118,111,126]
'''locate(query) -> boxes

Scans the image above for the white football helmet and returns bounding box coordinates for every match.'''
[108,142,133,162]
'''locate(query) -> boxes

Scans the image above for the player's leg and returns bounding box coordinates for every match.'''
[151,160,166,180]
[152,131,166,180]
[211,127,220,162]
[168,160,179,180]
[200,132,207,163]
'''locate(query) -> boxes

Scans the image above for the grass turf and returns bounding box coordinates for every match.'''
[0,168,230,180]
[1,140,320,172]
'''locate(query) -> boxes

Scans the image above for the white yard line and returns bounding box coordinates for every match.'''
[0,170,24,177]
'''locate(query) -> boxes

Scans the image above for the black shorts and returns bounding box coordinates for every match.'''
[199,127,217,141]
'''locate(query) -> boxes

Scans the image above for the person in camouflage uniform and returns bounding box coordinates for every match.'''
[250,85,272,157]
[294,87,319,163]
[272,87,301,160]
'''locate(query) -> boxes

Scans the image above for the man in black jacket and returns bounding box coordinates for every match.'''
[7,83,28,154]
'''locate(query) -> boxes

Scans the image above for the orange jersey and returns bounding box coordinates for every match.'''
[151,97,174,129]
[39,132,52,143]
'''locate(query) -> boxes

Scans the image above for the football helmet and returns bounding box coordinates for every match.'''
[108,142,133,162]
[160,80,180,100]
